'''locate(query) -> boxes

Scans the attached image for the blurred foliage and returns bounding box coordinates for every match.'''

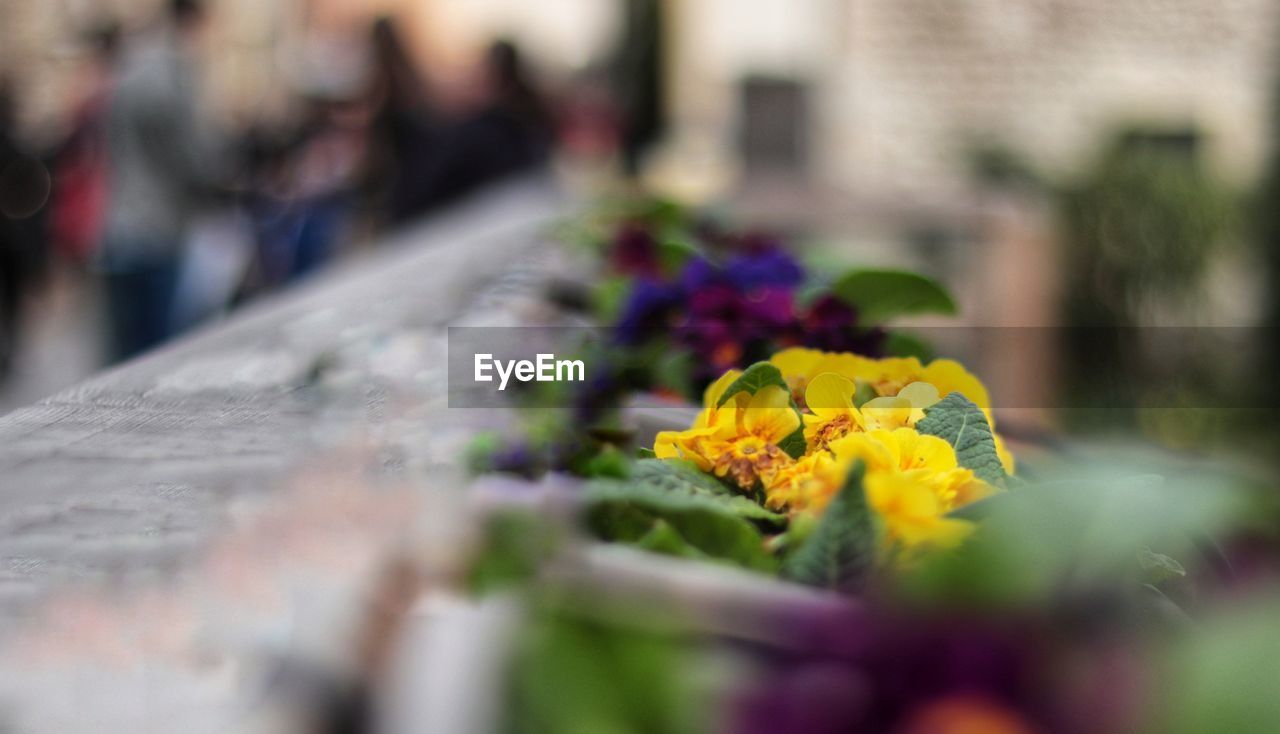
[462,440,1280,733]
[587,459,784,523]
[585,458,781,571]
[1154,594,1280,734]
[1253,62,1280,437]
[780,461,875,592]
[503,601,705,734]
[555,195,693,255]
[1061,128,1234,324]
[468,511,565,595]
[899,446,1247,611]
[1057,128,1238,435]
[585,500,776,571]
[829,269,957,323]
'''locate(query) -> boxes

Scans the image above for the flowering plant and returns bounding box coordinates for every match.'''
[572,197,955,398]
[584,347,1016,590]
[472,200,960,480]
[461,200,1280,734]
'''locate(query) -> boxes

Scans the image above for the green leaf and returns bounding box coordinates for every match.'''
[585,495,777,571]
[777,427,808,459]
[916,393,1007,486]
[589,501,660,542]
[853,381,878,408]
[882,331,936,361]
[636,447,657,459]
[715,362,807,459]
[579,445,631,479]
[900,452,1247,608]
[945,490,1010,521]
[653,349,695,397]
[592,275,632,321]
[585,459,781,571]
[1136,583,1193,628]
[657,237,700,274]
[715,362,788,406]
[586,459,784,523]
[635,519,708,559]
[1138,546,1187,585]
[464,431,503,475]
[666,507,776,571]
[782,461,876,592]
[765,511,819,556]
[832,269,957,323]
[507,602,700,734]
[468,511,562,594]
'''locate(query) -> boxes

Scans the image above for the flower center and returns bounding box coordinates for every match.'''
[714,439,786,490]
[813,414,855,449]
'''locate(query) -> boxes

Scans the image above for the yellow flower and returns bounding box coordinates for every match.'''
[865,471,975,549]
[849,356,1014,474]
[704,385,801,489]
[852,356,991,409]
[829,428,992,513]
[771,350,1011,470]
[772,427,981,548]
[769,424,991,554]
[860,381,941,430]
[654,369,742,470]
[920,359,992,409]
[771,349,992,414]
[830,427,955,474]
[763,451,846,513]
[659,377,801,490]
[770,348,864,409]
[801,373,866,449]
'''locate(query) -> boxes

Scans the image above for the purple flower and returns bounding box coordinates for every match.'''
[681,249,805,293]
[614,278,683,346]
[724,250,806,290]
[792,294,887,355]
[608,222,663,277]
[727,663,872,734]
[679,283,796,376]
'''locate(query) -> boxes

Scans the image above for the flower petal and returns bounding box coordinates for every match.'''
[861,396,914,430]
[703,368,743,410]
[829,431,896,473]
[804,372,856,418]
[744,385,801,443]
[921,358,990,409]
[897,381,941,408]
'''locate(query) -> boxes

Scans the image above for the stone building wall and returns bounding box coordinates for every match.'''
[819,0,1280,203]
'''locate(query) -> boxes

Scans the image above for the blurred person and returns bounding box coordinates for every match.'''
[50,22,121,267]
[100,0,221,362]
[611,0,666,177]
[383,39,554,224]
[363,16,444,228]
[458,40,555,182]
[241,102,362,294]
[558,66,623,167]
[0,80,53,381]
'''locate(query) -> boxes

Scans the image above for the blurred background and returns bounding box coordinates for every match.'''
[7,4,1280,732]
[1,0,1279,439]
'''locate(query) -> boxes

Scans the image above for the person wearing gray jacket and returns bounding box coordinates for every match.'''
[100,0,217,361]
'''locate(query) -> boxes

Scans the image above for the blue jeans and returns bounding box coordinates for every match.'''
[100,245,182,363]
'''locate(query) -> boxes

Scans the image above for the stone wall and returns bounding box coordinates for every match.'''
[821,0,1280,202]
[666,0,1280,205]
